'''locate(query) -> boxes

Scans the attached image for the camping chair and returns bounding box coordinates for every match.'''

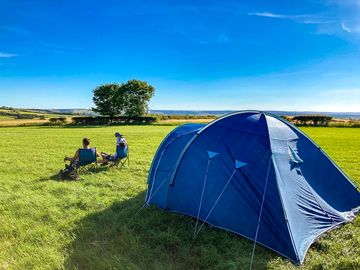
[110,145,129,169]
[77,148,97,171]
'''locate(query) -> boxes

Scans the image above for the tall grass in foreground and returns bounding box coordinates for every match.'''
[0,126,359,269]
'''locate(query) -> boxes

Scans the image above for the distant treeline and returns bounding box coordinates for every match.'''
[43,114,360,127]
[49,116,158,125]
[282,115,360,127]
[282,115,333,126]
[48,114,215,125]
[155,114,215,120]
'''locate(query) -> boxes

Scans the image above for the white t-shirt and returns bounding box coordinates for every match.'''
[117,137,127,145]
[114,137,127,158]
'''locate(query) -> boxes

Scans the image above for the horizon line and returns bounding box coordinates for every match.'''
[1,106,360,114]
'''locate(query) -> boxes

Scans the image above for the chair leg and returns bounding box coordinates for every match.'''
[118,159,127,170]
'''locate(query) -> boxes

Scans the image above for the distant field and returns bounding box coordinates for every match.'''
[0,115,15,119]
[0,108,68,126]
[0,119,49,126]
[0,126,359,269]
[0,108,58,117]
[158,118,213,124]
[1,108,359,127]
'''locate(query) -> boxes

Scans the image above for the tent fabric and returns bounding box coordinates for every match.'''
[146,111,360,264]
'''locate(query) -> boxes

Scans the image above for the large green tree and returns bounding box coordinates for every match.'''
[92,80,155,117]
[120,79,155,117]
[92,84,122,118]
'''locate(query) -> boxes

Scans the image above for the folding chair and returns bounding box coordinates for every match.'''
[110,145,129,169]
[77,148,97,171]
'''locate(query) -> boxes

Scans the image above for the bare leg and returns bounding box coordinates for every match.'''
[99,152,110,164]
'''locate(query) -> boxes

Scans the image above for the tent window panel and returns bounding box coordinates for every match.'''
[288,145,303,164]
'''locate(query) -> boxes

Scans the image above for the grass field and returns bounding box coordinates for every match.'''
[0,125,359,270]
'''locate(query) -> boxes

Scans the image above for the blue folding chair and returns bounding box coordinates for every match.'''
[110,145,129,169]
[77,148,97,171]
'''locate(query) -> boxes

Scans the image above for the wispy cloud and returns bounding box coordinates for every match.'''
[339,21,360,34]
[248,10,360,36]
[248,12,334,25]
[0,25,31,35]
[248,12,287,18]
[329,0,360,34]
[0,52,18,58]
[341,22,352,32]
[340,22,360,34]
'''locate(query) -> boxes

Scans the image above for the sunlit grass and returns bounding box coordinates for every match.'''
[0,125,358,269]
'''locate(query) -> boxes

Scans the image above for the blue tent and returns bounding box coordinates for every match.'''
[145,111,360,264]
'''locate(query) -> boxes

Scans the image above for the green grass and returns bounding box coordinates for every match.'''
[0,115,15,120]
[0,126,359,270]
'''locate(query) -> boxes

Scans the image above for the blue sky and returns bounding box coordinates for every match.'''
[0,0,359,111]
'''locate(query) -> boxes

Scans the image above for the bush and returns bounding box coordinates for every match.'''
[49,117,67,125]
[71,116,157,125]
[292,115,333,126]
[15,114,37,119]
[153,114,215,120]
[280,115,292,122]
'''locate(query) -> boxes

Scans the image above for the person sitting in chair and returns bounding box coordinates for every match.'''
[64,138,100,166]
[100,132,128,165]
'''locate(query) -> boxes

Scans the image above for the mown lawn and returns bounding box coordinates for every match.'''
[0,125,359,270]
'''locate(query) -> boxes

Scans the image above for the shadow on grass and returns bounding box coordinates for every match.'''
[37,166,111,182]
[65,192,277,270]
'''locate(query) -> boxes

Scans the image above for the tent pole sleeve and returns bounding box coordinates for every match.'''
[165,133,201,209]
[146,128,200,203]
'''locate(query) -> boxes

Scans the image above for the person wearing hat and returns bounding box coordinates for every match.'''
[115,132,127,146]
[100,132,127,165]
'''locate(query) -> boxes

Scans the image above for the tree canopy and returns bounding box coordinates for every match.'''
[92,80,155,117]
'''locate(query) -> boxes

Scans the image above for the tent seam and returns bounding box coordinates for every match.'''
[165,132,202,208]
[146,125,184,185]
[264,112,300,263]
[146,124,204,203]
[271,155,301,263]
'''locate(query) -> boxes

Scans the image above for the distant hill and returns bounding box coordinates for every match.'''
[33,108,96,116]
[150,110,360,119]
[2,106,359,119]
[0,107,71,126]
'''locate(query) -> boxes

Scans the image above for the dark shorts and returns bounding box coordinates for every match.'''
[101,152,116,161]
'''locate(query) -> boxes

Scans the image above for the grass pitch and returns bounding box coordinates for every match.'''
[0,125,359,269]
